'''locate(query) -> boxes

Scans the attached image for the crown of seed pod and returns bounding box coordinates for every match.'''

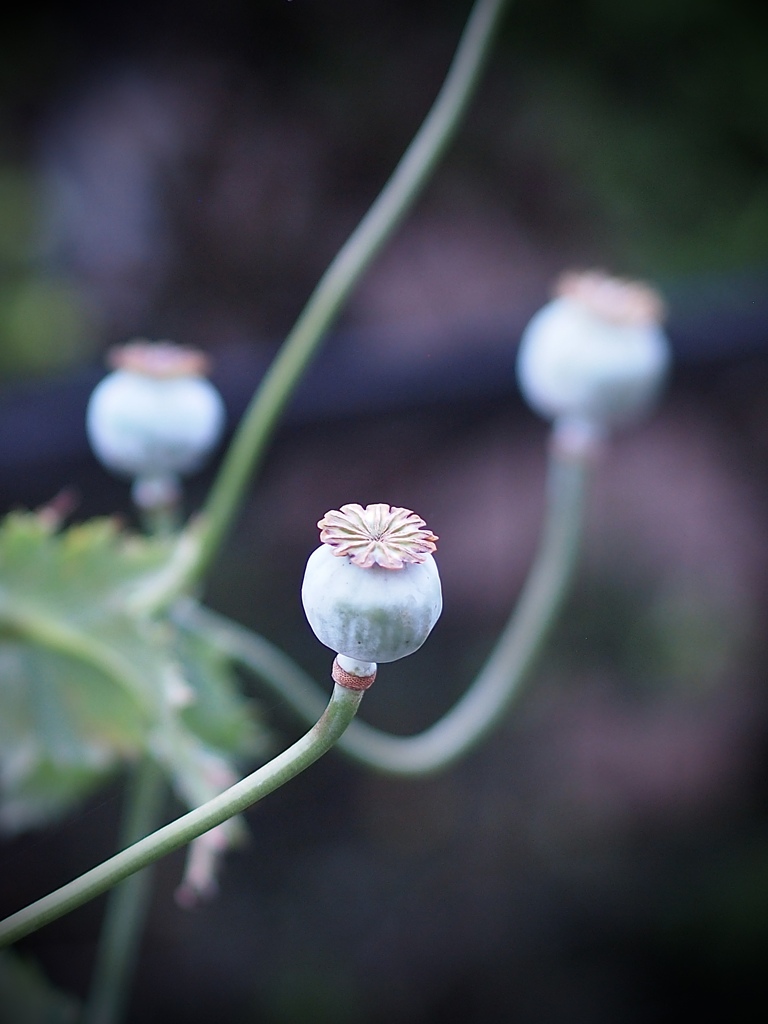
[86,340,225,506]
[301,503,443,689]
[516,270,671,439]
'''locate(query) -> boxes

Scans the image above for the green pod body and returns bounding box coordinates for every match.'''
[301,544,442,664]
[87,369,225,480]
[516,272,670,436]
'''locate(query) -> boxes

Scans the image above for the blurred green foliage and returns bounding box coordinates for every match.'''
[0,513,266,834]
[0,950,79,1024]
[506,0,768,274]
[0,167,93,378]
[0,0,765,378]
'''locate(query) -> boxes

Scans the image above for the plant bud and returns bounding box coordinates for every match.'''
[86,341,225,497]
[301,503,442,667]
[516,270,670,436]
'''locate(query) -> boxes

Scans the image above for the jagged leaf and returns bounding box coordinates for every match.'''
[0,512,267,835]
[0,640,143,833]
[146,627,268,822]
[0,513,179,715]
[175,629,265,755]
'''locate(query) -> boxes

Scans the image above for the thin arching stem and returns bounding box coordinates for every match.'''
[0,684,364,947]
[158,0,512,604]
[174,437,591,776]
[82,760,166,1024]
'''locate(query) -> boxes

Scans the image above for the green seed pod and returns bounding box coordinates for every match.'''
[516,270,670,437]
[301,503,442,666]
[86,340,225,503]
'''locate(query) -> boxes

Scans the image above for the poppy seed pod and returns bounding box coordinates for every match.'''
[516,270,670,437]
[86,341,225,504]
[301,504,443,684]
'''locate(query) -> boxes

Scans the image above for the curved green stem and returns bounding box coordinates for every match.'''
[0,684,363,947]
[165,0,511,601]
[174,438,591,776]
[83,759,166,1024]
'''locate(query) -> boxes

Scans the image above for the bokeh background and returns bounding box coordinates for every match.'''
[2,0,768,1021]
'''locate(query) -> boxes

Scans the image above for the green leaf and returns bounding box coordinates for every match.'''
[0,513,176,715]
[175,630,265,755]
[145,627,269,817]
[0,950,79,1024]
[0,512,268,836]
[0,640,142,833]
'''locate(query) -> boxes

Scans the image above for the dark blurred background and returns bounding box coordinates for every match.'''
[3,1,768,1021]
